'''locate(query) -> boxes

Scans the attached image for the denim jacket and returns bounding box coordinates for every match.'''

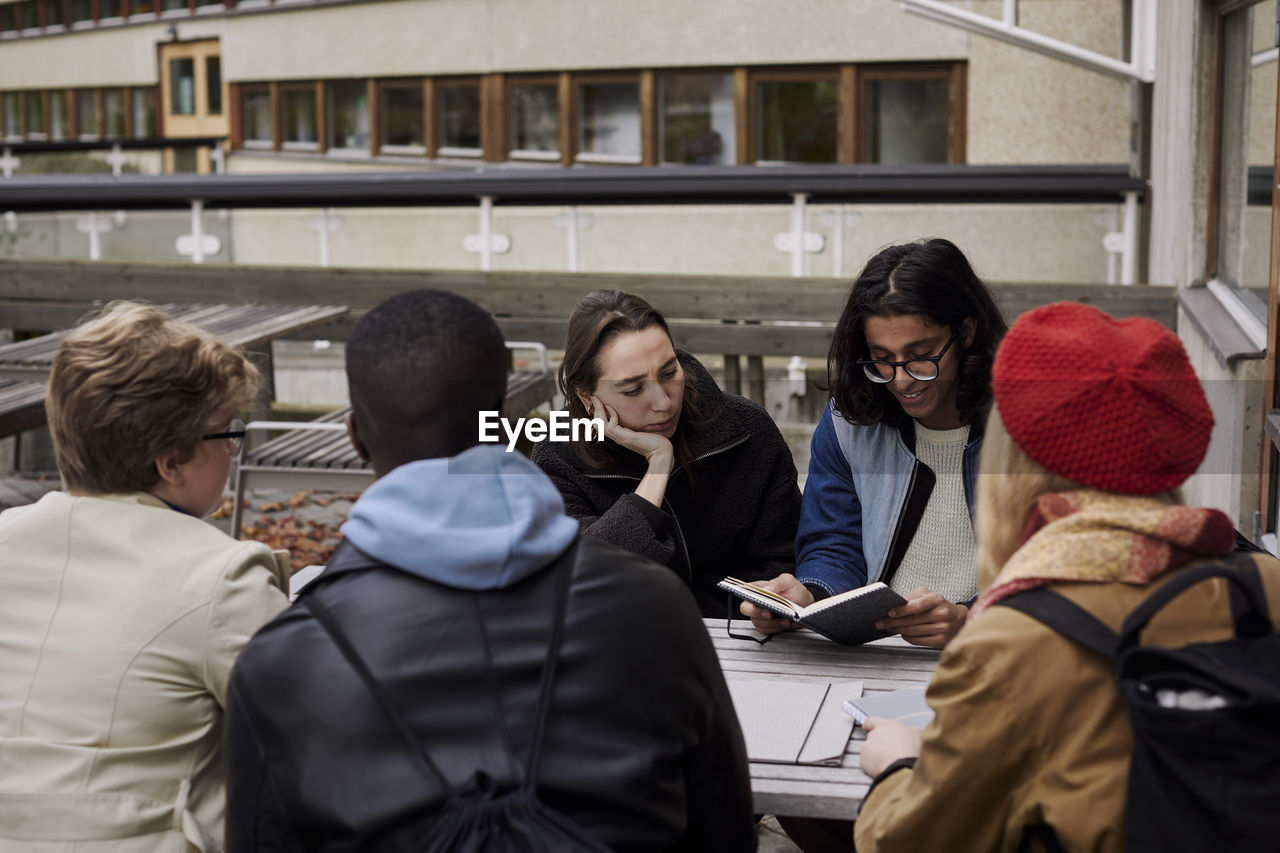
[794,401,982,598]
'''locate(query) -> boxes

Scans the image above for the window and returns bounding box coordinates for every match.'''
[241,86,272,146]
[578,80,640,163]
[100,0,123,18]
[132,0,155,14]
[862,70,953,164]
[437,81,480,154]
[172,146,198,172]
[0,6,16,33]
[71,0,92,23]
[103,89,126,137]
[77,90,98,138]
[661,72,734,165]
[756,75,838,163]
[43,0,64,27]
[170,58,195,115]
[131,87,157,137]
[20,2,39,29]
[379,83,424,152]
[161,0,187,11]
[206,56,222,115]
[26,92,44,138]
[509,80,559,159]
[2,94,20,139]
[49,90,70,140]
[280,86,317,148]
[328,80,369,152]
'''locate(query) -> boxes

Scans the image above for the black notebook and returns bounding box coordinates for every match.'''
[718,576,908,646]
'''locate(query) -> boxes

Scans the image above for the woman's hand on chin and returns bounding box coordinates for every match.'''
[590,396,674,469]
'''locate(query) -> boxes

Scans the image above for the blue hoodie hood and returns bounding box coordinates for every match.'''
[340,444,578,591]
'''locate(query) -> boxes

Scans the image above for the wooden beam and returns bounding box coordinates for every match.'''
[0,260,1178,330]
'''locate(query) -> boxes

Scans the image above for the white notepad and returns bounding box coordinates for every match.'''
[726,677,863,765]
[842,685,934,729]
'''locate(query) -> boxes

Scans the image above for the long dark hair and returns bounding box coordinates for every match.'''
[559,289,707,468]
[828,238,1006,429]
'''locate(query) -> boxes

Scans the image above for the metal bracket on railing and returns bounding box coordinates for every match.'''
[462,195,511,271]
[1,146,20,178]
[774,193,824,277]
[505,340,550,374]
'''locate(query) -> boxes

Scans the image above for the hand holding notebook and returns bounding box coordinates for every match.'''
[718,576,908,646]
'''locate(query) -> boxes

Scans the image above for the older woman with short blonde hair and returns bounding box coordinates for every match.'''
[0,302,289,853]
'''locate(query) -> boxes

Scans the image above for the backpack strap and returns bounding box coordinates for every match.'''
[1118,556,1274,652]
[522,539,578,792]
[995,588,1119,660]
[300,539,581,797]
[301,590,455,794]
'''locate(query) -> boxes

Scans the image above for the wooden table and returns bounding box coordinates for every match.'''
[705,618,940,819]
[0,302,348,382]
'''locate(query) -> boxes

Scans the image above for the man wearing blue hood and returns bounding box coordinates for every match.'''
[223,289,755,852]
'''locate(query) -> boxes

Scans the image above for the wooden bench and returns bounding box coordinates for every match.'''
[0,259,1181,408]
[0,379,46,440]
[229,342,555,536]
[0,303,349,447]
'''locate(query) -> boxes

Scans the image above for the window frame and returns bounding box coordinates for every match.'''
[505,73,562,163]
[375,78,427,157]
[573,70,648,166]
[278,81,320,152]
[434,76,483,159]
[856,62,965,165]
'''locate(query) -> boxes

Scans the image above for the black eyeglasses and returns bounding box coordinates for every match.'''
[202,418,247,454]
[857,332,958,384]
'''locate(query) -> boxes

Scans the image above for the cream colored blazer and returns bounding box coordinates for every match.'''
[0,492,289,852]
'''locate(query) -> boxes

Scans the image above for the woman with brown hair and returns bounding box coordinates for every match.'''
[531,288,802,617]
[0,303,289,852]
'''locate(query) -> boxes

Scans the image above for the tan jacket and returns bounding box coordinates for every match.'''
[855,553,1280,853]
[0,492,289,853]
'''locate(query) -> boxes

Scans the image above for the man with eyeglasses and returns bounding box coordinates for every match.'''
[739,239,1007,654]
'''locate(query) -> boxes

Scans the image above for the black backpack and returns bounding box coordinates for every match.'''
[998,557,1280,853]
[300,541,613,853]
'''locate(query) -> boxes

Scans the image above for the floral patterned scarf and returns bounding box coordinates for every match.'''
[972,489,1236,617]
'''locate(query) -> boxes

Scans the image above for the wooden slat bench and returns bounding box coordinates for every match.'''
[229,342,556,536]
[0,379,47,439]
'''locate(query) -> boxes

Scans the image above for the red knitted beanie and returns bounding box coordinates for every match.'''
[992,302,1213,495]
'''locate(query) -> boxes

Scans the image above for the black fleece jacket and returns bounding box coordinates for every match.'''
[532,351,802,617]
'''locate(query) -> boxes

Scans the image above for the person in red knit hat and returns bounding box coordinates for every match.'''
[853,301,1280,852]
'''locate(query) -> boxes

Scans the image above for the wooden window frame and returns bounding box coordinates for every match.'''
[434,76,483,159]
[74,88,101,139]
[236,82,274,149]
[277,81,320,152]
[101,86,127,138]
[572,70,649,166]
[655,67,739,166]
[375,78,427,157]
[855,62,966,164]
[505,74,562,163]
[747,66,842,165]
[324,78,373,156]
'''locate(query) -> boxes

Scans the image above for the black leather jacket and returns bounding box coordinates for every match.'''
[224,537,756,853]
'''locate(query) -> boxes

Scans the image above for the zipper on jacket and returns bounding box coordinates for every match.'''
[582,471,693,583]
[581,430,749,585]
